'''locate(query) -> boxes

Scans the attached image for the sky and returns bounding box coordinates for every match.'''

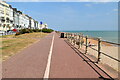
[5,0,120,2]
[7,1,118,31]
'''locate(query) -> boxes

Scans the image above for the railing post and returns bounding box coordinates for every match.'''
[74,33,76,45]
[68,33,70,41]
[78,35,80,49]
[67,33,69,40]
[69,33,71,42]
[70,33,71,43]
[97,38,101,63]
[85,36,88,54]
[66,33,67,39]
[71,33,72,43]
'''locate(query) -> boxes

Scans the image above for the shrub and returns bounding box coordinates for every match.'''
[15,32,21,36]
[29,29,33,33]
[42,29,54,33]
[19,29,31,34]
[38,29,42,32]
[32,29,39,32]
[17,28,54,35]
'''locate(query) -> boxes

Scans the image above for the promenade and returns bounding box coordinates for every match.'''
[2,32,116,79]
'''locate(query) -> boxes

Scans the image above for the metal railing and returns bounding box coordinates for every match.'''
[64,32,120,63]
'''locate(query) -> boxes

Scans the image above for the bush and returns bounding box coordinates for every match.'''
[32,29,39,32]
[38,29,42,32]
[42,29,54,33]
[17,28,54,35]
[29,29,33,33]
[19,29,30,34]
[15,32,21,36]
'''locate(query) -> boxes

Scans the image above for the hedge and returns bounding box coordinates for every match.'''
[15,28,54,36]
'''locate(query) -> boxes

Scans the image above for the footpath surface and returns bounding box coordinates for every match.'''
[2,32,113,79]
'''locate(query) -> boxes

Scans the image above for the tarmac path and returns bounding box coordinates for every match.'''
[2,32,113,79]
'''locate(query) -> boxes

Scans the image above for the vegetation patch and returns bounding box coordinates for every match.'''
[16,28,54,36]
[0,32,48,61]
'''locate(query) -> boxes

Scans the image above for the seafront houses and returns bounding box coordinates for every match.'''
[34,21,39,29]
[22,14,29,29]
[28,17,39,29]
[9,5,14,30]
[39,23,48,29]
[13,9,30,30]
[24,14,30,28]
[13,8,20,30]
[0,1,14,32]
[19,13,25,29]
[0,1,5,31]
[28,16,32,29]
[44,23,48,29]
[31,18,35,29]
[0,1,48,33]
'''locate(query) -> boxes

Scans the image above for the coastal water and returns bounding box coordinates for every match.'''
[62,31,119,44]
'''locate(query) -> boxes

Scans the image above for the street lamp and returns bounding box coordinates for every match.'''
[40,21,43,37]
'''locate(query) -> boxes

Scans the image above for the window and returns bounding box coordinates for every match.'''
[0,24,1,27]
[1,17,5,22]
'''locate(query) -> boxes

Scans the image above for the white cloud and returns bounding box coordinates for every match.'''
[4,0,119,2]
[113,9,118,11]
[61,0,67,2]
[85,4,92,7]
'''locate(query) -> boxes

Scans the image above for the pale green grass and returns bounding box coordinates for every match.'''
[0,32,48,61]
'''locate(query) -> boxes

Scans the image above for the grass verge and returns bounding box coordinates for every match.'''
[0,32,48,61]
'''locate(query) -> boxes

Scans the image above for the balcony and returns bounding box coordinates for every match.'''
[10,20,13,23]
[0,17,5,22]
[6,24,10,28]
[3,24,6,27]
[6,17,10,23]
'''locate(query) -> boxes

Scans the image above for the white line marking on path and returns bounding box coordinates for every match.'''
[44,32,55,80]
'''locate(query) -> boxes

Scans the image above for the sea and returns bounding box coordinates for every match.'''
[62,31,119,44]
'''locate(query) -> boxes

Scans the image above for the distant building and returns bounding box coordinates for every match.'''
[0,1,48,32]
[34,21,39,29]
[25,15,31,29]
[9,5,14,30]
[19,12,24,29]
[0,1,5,31]
[0,1,13,31]
[13,8,20,29]
[22,14,29,28]
[28,16,32,29]
[31,18,35,29]
[39,23,48,29]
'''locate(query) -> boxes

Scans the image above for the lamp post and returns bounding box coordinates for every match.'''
[40,21,43,37]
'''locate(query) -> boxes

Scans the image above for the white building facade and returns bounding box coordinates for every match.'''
[0,1,48,32]
[13,8,20,29]
[31,19,35,29]
[0,1,13,31]
[0,1,5,31]
[39,23,48,29]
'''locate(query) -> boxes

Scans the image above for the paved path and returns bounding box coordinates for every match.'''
[2,32,113,79]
